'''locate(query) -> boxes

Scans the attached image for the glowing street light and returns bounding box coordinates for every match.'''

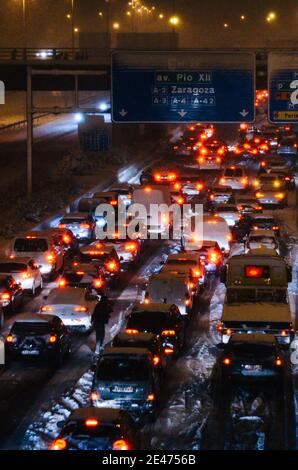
[223,22,229,28]
[113,22,120,30]
[66,13,72,20]
[240,15,246,20]
[169,16,180,26]
[74,27,79,33]
[159,13,164,19]
[98,11,103,17]
[266,11,277,22]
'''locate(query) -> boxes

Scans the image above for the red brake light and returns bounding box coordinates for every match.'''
[161,329,176,336]
[147,392,155,401]
[275,358,283,367]
[110,200,118,206]
[85,418,99,427]
[59,278,67,288]
[90,390,99,401]
[125,241,138,252]
[125,329,139,334]
[164,347,174,355]
[245,266,264,278]
[80,223,91,229]
[223,357,231,365]
[6,334,16,344]
[106,260,118,272]
[1,292,11,301]
[94,278,103,288]
[153,355,161,366]
[113,439,132,451]
[49,335,57,344]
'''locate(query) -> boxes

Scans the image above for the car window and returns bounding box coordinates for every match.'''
[97,357,150,381]
[127,312,174,334]
[224,169,243,177]
[14,238,48,252]
[11,322,52,335]
[0,263,27,273]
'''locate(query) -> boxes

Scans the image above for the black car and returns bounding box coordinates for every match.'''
[0,274,23,313]
[218,333,286,380]
[59,262,107,294]
[91,347,160,418]
[50,407,140,450]
[250,215,280,236]
[5,313,71,365]
[232,215,252,242]
[111,331,166,371]
[126,303,185,356]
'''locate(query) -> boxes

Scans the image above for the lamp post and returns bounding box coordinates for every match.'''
[22,0,27,49]
[71,0,75,52]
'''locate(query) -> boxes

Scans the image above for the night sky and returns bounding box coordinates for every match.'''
[0,0,297,48]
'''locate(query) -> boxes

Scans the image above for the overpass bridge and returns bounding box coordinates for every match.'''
[0,46,296,91]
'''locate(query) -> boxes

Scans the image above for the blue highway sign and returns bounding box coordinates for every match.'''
[269,53,298,123]
[112,51,255,123]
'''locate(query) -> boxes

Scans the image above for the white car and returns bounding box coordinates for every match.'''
[0,257,42,296]
[197,154,222,170]
[235,195,263,215]
[183,214,232,254]
[7,232,64,277]
[213,204,240,227]
[40,287,98,332]
[245,230,280,254]
[219,166,249,190]
[266,157,289,173]
[209,187,234,205]
[255,184,288,207]
[58,213,96,242]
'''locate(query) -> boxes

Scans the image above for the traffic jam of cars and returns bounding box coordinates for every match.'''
[0,111,298,453]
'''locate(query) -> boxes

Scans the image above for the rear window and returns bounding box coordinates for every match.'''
[127,312,174,334]
[61,423,119,442]
[253,218,274,225]
[97,357,149,381]
[232,344,274,358]
[225,169,243,177]
[249,236,275,244]
[61,218,84,224]
[0,263,27,273]
[14,238,48,252]
[166,259,194,266]
[11,321,52,335]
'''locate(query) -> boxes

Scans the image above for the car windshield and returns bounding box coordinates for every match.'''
[97,357,149,381]
[127,312,174,334]
[14,238,48,252]
[249,236,275,243]
[224,169,243,177]
[0,263,27,273]
[11,322,52,335]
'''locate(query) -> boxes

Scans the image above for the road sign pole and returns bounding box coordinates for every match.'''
[26,66,33,200]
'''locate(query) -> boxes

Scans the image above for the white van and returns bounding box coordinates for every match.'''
[146,271,193,316]
[131,185,173,238]
[7,231,64,278]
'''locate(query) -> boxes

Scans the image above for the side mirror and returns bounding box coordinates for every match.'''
[220,266,227,285]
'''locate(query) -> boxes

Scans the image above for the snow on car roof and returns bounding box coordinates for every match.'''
[69,407,122,422]
[14,313,56,323]
[230,333,277,345]
[222,303,291,323]
[47,287,86,304]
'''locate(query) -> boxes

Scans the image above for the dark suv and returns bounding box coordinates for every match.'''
[218,333,286,380]
[5,313,71,366]
[91,347,160,418]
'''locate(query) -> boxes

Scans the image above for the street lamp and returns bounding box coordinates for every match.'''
[169,16,180,26]
[223,22,229,28]
[240,15,246,20]
[266,11,277,22]
[113,22,120,30]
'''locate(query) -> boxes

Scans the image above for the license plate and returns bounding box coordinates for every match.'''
[21,350,40,356]
[243,364,262,371]
[112,386,133,393]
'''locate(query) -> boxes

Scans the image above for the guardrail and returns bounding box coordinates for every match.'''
[0,113,51,132]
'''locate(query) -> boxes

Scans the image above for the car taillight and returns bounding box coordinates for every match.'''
[275,358,283,367]
[280,330,288,337]
[226,328,233,336]
[161,330,175,336]
[153,356,161,366]
[94,278,104,288]
[21,271,31,279]
[241,178,248,185]
[125,242,138,252]
[164,347,174,355]
[223,357,231,365]
[192,268,201,278]
[47,253,55,263]
[147,392,155,401]
[256,192,264,198]
[110,200,118,206]
[217,323,223,332]
[220,177,225,184]
[63,235,71,244]
[196,183,204,190]
[227,234,232,242]
[125,329,139,334]
[209,194,215,200]
[49,335,57,344]
[272,226,279,230]
[75,306,88,312]
[177,196,185,205]
[41,306,52,312]
[90,390,100,401]
[51,439,68,451]
[80,223,91,229]
[58,224,66,229]
[168,173,177,181]
[216,157,221,163]
[184,298,191,306]
[209,252,220,264]
[106,260,118,272]
[6,334,16,344]
[112,439,132,451]
[154,174,161,181]
[59,278,67,288]
[1,292,11,301]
